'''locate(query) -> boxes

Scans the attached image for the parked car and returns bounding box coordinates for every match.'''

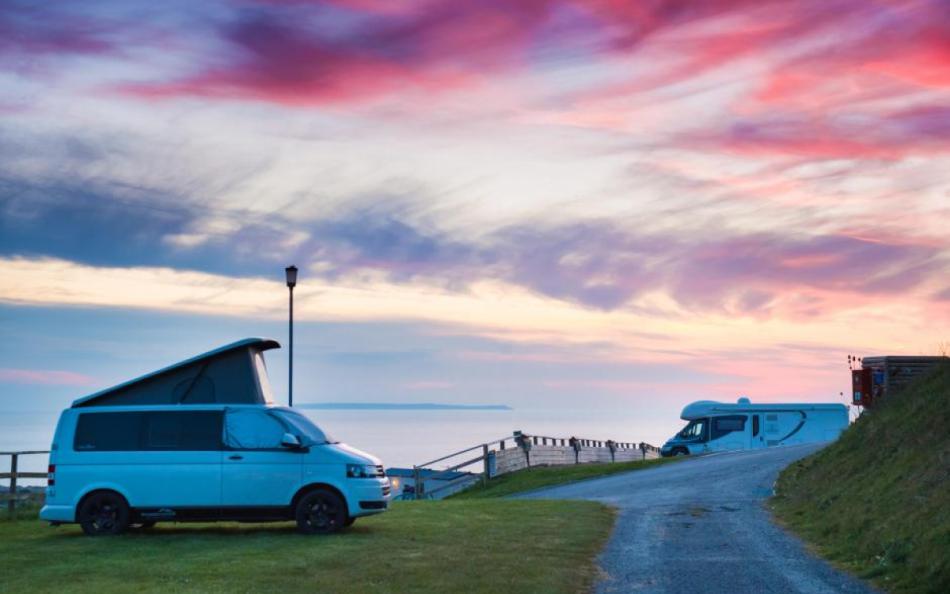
[39,339,391,535]
[660,397,848,457]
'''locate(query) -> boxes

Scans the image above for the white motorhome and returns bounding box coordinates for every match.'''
[660,397,848,457]
[40,338,391,536]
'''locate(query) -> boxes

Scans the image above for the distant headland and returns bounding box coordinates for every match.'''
[296,402,513,411]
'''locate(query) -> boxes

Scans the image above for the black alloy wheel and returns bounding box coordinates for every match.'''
[78,492,130,536]
[295,489,346,535]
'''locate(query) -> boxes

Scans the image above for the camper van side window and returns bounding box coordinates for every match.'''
[224,409,288,450]
[74,412,144,451]
[143,411,223,451]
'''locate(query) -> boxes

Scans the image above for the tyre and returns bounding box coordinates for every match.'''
[344,516,356,527]
[78,491,130,536]
[673,448,689,456]
[295,489,347,535]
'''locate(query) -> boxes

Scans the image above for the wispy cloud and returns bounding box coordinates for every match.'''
[402,380,455,390]
[0,4,118,60]
[3,177,946,317]
[0,0,947,416]
[0,367,96,387]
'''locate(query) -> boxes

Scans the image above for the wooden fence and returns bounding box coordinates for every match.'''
[1,451,49,518]
[411,432,661,499]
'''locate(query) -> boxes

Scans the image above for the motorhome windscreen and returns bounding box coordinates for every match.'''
[679,419,706,440]
[273,409,337,445]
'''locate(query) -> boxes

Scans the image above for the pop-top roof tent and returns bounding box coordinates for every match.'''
[681,397,846,420]
[71,338,280,408]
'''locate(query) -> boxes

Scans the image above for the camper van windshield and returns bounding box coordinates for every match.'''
[272,408,337,445]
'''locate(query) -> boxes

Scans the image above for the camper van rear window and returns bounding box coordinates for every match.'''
[74,411,223,451]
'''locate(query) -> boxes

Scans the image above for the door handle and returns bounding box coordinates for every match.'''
[228,455,243,460]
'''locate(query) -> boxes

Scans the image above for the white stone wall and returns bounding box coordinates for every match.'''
[488,444,659,478]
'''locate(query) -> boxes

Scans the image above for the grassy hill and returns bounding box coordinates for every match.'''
[450,456,679,499]
[772,361,950,594]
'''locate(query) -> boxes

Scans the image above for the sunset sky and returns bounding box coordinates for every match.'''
[1,0,948,432]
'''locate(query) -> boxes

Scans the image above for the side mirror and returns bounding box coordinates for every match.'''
[281,433,302,449]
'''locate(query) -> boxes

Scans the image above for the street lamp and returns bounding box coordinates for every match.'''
[285,265,298,407]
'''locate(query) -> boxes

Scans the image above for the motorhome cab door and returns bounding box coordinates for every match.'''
[222,409,302,507]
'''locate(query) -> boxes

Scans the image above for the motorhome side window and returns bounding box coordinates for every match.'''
[74,411,223,451]
[711,415,746,440]
[225,409,287,450]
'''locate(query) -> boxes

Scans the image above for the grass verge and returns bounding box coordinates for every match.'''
[450,456,681,500]
[0,500,613,594]
[771,362,950,594]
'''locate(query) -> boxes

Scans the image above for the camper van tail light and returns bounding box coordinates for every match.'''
[47,464,56,486]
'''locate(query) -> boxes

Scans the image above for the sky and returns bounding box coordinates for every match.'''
[1,0,948,447]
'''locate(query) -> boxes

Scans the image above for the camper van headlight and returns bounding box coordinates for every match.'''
[346,464,378,479]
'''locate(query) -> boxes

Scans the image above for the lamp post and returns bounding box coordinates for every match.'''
[285,265,298,407]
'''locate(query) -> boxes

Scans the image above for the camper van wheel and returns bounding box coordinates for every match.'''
[672,448,689,457]
[295,489,346,535]
[78,491,130,536]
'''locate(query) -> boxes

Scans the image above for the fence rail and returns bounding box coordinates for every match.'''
[411,432,660,500]
[1,451,50,519]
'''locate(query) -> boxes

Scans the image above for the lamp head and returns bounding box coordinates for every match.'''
[285,265,298,288]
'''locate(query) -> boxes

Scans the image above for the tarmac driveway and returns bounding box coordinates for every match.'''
[518,445,877,594]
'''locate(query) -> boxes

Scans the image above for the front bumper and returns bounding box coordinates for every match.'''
[347,478,391,517]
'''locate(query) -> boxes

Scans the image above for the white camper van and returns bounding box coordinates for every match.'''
[660,397,848,457]
[40,338,391,536]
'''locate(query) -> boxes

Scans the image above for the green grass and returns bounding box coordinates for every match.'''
[772,362,950,594]
[450,456,681,500]
[0,445,683,591]
[0,500,613,594]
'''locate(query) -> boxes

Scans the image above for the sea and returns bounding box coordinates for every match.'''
[1,406,678,487]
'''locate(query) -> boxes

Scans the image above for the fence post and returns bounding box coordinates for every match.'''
[7,453,17,519]
[413,466,423,500]
[482,444,490,485]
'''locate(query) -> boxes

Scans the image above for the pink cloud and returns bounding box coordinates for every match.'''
[0,368,97,387]
[0,4,117,59]
[119,2,553,106]
[679,104,950,159]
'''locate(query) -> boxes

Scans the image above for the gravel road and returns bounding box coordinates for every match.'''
[518,445,877,594]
